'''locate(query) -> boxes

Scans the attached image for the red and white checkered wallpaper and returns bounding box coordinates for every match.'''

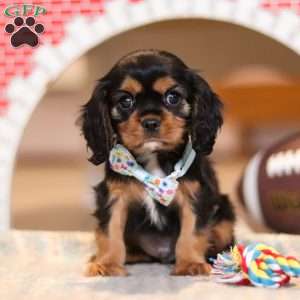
[261,0,300,14]
[0,0,139,115]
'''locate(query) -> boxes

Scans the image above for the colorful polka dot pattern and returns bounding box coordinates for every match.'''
[109,144,188,206]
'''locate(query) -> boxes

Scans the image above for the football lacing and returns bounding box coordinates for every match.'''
[266,149,300,178]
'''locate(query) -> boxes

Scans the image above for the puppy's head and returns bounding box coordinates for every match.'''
[80,50,223,165]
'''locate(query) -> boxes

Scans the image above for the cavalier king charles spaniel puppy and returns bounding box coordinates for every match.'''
[79,50,235,277]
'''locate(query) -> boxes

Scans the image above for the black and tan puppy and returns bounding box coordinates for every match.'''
[80,50,235,276]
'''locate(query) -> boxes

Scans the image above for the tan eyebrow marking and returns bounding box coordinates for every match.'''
[120,76,143,95]
[152,76,177,94]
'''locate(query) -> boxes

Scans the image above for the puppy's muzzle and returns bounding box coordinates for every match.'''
[141,118,160,133]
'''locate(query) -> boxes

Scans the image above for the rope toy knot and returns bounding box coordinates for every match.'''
[212,242,300,288]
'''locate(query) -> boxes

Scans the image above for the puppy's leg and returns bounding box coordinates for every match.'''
[209,220,234,253]
[172,197,211,276]
[207,195,235,258]
[86,199,128,277]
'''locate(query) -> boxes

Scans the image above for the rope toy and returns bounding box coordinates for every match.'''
[211,242,300,288]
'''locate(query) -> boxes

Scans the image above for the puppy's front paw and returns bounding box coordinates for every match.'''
[171,262,211,276]
[86,262,128,277]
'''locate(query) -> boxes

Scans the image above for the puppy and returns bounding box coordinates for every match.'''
[80,50,235,277]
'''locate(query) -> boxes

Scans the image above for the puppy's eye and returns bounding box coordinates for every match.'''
[118,94,135,110]
[164,91,182,106]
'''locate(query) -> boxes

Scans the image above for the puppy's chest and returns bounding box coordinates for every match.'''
[111,153,198,230]
[139,152,166,177]
[137,153,169,229]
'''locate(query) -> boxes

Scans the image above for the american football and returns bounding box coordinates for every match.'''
[238,133,300,234]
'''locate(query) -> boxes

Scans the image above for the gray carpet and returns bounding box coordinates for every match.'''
[1,228,300,300]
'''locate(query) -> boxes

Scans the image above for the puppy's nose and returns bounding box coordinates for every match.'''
[142,119,160,132]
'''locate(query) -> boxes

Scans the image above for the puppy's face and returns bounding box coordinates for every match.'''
[80,50,223,165]
[109,57,191,154]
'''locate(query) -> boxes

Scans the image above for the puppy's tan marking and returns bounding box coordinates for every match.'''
[87,229,127,276]
[120,76,143,95]
[109,180,145,203]
[160,110,186,149]
[172,181,211,276]
[86,187,129,277]
[210,220,234,253]
[110,179,165,237]
[153,76,176,94]
[118,108,186,153]
[178,180,200,204]
[118,111,144,150]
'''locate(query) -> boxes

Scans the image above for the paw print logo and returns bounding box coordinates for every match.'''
[5,17,44,48]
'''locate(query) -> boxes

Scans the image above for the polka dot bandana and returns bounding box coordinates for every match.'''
[109,142,196,206]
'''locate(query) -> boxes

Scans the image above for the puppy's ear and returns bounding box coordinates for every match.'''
[189,71,223,155]
[79,80,114,165]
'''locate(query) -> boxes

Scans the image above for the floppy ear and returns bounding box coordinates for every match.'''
[189,71,223,155]
[79,80,114,165]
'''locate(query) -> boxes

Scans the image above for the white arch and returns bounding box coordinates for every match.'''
[1,0,300,231]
